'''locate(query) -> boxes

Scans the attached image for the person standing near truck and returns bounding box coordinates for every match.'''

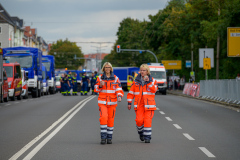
[72,73,78,95]
[81,72,90,96]
[62,73,70,96]
[127,64,158,143]
[90,72,98,95]
[67,71,74,96]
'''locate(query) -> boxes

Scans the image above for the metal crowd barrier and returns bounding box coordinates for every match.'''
[200,79,240,104]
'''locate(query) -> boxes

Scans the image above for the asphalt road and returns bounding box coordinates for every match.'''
[0,92,239,160]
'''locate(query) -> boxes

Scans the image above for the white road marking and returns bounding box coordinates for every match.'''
[23,96,95,160]
[173,124,182,129]
[15,102,19,104]
[156,107,160,110]
[5,104,11,106]
[9,96,96,160]
[159,111,165,115]
[22,101,27,102]
[183,133,195,140]
[165,117,173,121]
[199,147,216,158]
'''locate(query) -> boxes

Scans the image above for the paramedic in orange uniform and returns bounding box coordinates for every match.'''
[94,62,124,145]
[127,64,157,143]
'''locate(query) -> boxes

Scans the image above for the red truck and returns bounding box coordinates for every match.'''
[3,62,22,101]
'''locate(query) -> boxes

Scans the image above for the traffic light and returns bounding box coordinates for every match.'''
[116,45,121,53]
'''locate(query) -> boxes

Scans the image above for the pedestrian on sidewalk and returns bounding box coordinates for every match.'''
[94,62,124,145]
[180,77,185,90]
[127,64,158,143]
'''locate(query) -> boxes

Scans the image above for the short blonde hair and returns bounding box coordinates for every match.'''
[140,64,150,75]
[101,62,113,73]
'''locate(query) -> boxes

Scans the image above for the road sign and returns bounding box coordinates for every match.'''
[203,58,211,70]
[161,60,182,70]
[227,27,240,57]
[186,60,191,68]
[199,48,214,68]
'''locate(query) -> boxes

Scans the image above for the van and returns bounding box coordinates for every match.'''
[1,68,9,102]
[148,63,167,95]
[21,70,29,99]
[3,62,22,100]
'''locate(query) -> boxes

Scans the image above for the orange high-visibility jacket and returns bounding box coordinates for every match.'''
[127,74,158,110]
[94,73,124,106]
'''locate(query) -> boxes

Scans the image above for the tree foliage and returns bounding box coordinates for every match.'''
[48,39,84,69]
[103,0,240,81]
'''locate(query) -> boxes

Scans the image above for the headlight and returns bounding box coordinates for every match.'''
[8,81,12,88]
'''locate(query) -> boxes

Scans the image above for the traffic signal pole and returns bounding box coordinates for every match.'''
[116,45,158,63]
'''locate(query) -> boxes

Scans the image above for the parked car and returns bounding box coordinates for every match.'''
[21,70,29,99]
[3,62,22,101]
[1,68,9,102]
[55,76,61,93]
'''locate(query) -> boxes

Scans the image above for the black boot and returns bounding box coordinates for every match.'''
[107,139,112,144]
[101,139,106,145]
[145,139,150,143]
[139,135,144,141]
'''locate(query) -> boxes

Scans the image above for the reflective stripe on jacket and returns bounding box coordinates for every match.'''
[94,72,124,106]
[127,74,157,110]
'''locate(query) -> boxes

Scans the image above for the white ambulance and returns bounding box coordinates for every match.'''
[148,63,167,95]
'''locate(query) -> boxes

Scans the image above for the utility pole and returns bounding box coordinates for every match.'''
[216,7,220,79]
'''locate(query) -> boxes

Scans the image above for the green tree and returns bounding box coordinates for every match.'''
[48,39,84,69]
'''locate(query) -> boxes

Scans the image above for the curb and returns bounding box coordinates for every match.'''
[167,91,240,109]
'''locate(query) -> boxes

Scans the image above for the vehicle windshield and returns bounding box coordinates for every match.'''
[5,56,33,68]
[55,76,60,81]
[42,71,46,80]
[42,62,50,71]
[150,71,166,79]
[3,66,13,77]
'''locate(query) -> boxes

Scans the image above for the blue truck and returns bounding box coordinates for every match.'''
[42,55,55,94]
[3,47,43,98]
[112,67,139,91]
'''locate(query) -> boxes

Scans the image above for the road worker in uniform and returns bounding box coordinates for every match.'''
[63,73,70,96]
[72,73,78,95]
[127,64,157,143]
[94,62,124,144]
[81,72,90,95]
[67,71,74,96]
[90,72,97,95]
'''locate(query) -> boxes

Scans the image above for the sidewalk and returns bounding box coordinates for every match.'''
[167,89,240,110]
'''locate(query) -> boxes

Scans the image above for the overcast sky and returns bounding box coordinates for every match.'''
[1,0,169,54]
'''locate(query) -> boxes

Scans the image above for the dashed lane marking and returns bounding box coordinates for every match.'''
[173,124,182,129]
[199,147,216,158]
[159,111,165,115]
[165,117,173,121]
[183,133,195,140]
